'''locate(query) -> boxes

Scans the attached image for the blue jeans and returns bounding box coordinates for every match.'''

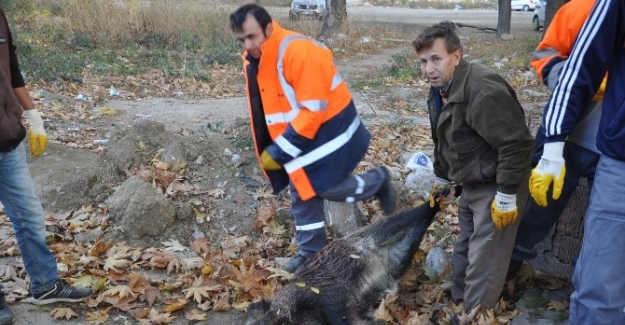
[569,155,625,324]
[510,139,599,264]
[0,143,57,294]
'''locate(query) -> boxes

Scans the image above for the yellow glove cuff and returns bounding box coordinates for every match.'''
[260,150,282,170]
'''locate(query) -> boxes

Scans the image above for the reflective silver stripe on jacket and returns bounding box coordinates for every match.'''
[284,116,361,173]
[265,35,344,127]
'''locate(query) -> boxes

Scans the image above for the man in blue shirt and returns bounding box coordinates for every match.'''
[527,0,625,323]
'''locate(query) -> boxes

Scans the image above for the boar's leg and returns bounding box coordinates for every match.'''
[365,203,439,250]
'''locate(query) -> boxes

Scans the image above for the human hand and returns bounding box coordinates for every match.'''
[260,150,281,170]
[26,109,47,157]
[529,142,566,207]
[491,192,518,230]
[428,177,455,209]
[591,76,607,101]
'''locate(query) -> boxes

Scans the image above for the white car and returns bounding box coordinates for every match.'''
[512,0,536,11]
[289,0,327,21]
[533,0,547,31]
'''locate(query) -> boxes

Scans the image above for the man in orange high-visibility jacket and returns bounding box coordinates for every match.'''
[229,4,397,273]
[506,0,605,281]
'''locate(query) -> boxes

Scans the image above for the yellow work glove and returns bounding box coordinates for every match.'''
[428,177,455,209]
[529,142,566,207]
[491,192,518,230]
[25,109,47,157]
[260,150,281,170]
[591,76,607,102]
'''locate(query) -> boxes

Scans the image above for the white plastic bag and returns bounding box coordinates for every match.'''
[405,152,434,171]
[404,152,435,201]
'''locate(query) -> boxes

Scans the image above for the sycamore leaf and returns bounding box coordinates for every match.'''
[0,264,17,278]
[85,308,111,325]
[163,298,187,313]
[51,307,78,320]
[185,309,207,320]
[138,308,177,325]
[162,239,186,252]
[71,274,96,290]
[104,250,132,273]
[221,236,249,258]
[183,286,210,304]
[266,267,294,280]
[103,285,137,299]
[263,219,286,235]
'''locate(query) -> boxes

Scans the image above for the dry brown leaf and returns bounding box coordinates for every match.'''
[263,219,286,235]
[85,308,111,325]
[137,308,177,325]
[89,240,113,256]
[51,307,78,320]
[221,236,250,258]
[103,284,137,299]
[163,298,187,313]
[185,309,207,321]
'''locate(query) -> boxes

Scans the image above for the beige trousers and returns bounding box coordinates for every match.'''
[450,177,529,311]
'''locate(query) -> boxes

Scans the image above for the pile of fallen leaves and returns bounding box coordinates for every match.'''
[4,37,570,324]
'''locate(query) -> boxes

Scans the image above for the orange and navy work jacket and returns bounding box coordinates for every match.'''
[242,21,370,200]
[530,0,605,100]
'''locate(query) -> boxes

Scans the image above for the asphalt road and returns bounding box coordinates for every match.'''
[271,6,538,34]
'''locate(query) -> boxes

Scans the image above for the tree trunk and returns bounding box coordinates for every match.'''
[496,0,512,38]
[544,0,569,32]
[318,0,347,39]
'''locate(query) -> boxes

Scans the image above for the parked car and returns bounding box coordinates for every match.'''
[512,0,536,11]
[289,0,327,21]
[533,0,547,31]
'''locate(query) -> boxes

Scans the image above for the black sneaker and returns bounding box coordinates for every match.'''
[31,279,93,305]
[0,291,14,325]
[282,255,307,273]
[376,167,397,215]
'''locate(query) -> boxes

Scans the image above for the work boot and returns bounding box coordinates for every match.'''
[0,291,14,325]
[31,279,93,305]
[282,254,307,273]
[376,167,397,215]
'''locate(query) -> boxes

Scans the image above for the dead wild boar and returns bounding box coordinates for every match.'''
[246,202,440,325]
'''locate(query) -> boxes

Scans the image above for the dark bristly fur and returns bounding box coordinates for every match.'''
[246,202,441,325]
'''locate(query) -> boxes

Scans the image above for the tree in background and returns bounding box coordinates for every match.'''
[497,0,512,38]
[544,0,569,32]
[319,0,347,38]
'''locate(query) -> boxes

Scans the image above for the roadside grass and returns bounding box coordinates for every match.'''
[5,0,402,90]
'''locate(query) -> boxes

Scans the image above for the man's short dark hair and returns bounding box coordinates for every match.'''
[229,4,272,33]
[412,21,462,53]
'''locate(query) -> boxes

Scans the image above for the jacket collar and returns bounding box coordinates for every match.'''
[442,58,470,104]
[260,20,285,57]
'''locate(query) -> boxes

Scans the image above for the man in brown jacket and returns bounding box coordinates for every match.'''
[0,9,93,324]
[413,21,533,313]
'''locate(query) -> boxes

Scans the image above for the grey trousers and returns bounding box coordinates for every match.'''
[289,166,387,257]
[451,177,529,311]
